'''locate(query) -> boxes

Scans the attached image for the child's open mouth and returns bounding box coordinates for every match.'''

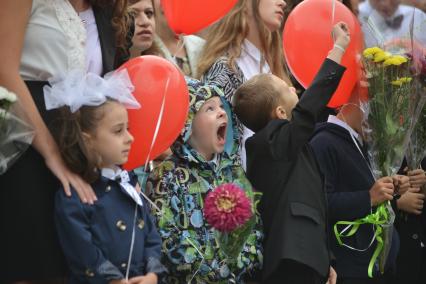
[217,122,227,145]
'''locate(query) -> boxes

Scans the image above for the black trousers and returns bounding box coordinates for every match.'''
[265,260,326,284]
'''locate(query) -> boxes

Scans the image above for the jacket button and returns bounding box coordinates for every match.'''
[85,268,95,277]
[106,185,111,192]
[116,220,126,231]
[138,219,145,230]
[121,262,127,268]
[412,234,418,240]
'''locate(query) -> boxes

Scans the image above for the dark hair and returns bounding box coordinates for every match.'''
[233,74,283,132]
[55,101,112,183]
[90,0,132,52]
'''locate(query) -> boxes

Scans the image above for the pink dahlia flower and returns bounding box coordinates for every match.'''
[204,183,252,232]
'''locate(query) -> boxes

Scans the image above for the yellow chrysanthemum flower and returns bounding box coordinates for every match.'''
[393,55,408,63]
[383,54,408,66]
[374,51,392,63]
[391,80,403,87]
[363,47,383,58]
[391,77,412,86]
[400,77,412,83]
[384,57,403,66]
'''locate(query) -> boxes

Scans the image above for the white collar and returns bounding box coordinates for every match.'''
[101,167,121,180]
[241,39,263,63]
[101,167,143,206]
[327,115,362,144]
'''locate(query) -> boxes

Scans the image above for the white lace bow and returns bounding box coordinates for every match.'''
[43,69,140,112]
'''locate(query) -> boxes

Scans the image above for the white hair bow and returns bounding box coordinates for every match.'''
[43,69,140,113]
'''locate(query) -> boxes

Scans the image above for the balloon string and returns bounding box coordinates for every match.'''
[125,76,170,279]
[125,204,138,281]
[144,77,170,170]
[332,0,336,25]
[171,34,186,62]
[126,75,206,281]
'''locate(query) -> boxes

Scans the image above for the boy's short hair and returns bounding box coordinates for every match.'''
[233,74,283,133]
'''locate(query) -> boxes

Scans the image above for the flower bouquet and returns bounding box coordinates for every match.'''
[0,87,34,174]
[361,46,423,274]
[334,45,424,278]
[203,183,256,262]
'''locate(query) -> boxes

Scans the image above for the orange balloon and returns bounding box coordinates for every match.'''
[161,0,238,35]
[118,56,189,170]
[283,0,363,108]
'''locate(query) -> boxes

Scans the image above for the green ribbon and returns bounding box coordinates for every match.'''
[334,203,390,278]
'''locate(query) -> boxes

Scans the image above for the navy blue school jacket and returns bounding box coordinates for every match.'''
[310,122,399,278]
[54,171,166,284]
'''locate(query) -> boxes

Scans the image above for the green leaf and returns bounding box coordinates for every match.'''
[385,113,398,135]
[188,181,208,194]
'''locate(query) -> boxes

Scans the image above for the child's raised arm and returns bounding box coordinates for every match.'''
[327,22,351,64]
[267,22,351,161]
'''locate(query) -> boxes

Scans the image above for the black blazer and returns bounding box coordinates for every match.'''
[245,59,346,280]
[93,4,130,74]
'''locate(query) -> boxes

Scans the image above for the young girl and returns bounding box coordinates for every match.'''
[197,0,291,167]
[48,70,166,284]
[0,1,131,281]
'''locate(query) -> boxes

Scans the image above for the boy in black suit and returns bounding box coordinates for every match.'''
[232,22,350,284]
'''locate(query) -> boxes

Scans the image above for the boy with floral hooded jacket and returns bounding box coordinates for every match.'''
[147,78,263,283]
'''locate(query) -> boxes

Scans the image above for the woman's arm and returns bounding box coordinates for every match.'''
[0,0,96,203]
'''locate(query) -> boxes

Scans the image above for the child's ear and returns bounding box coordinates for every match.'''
[82,132,93,147]
[274,106,288,120]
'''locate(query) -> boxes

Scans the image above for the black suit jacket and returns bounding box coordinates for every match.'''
[93,4,129,74]
[245,59,346,280]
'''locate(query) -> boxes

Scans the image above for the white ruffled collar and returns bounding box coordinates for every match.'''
[101,167,143,206]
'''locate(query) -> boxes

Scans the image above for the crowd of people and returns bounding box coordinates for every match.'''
[0,0,425,284]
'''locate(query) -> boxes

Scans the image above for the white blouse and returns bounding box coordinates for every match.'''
[20,0,102,81]
[235,39,271,170]
[79,7,103,75]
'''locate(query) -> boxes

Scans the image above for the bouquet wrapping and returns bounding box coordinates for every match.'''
[0,87,34,175]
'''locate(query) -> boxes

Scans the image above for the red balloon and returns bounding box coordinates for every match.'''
[283,0,364,108]
[118,56,189,170]
[161,0,238,35]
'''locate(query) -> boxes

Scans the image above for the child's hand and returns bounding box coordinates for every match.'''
[326,266,337,284]
[369,177,394,206]
[392,175,410,195]
[332,21,351,50]
[397,187,425,215]
[128,273,158,284]
[407,169,426,188]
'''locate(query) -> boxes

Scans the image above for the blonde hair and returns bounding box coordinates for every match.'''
[197,0,291,84]
[233,74,283,132]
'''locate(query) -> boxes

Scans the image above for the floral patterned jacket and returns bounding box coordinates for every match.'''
[147,79,263,283]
